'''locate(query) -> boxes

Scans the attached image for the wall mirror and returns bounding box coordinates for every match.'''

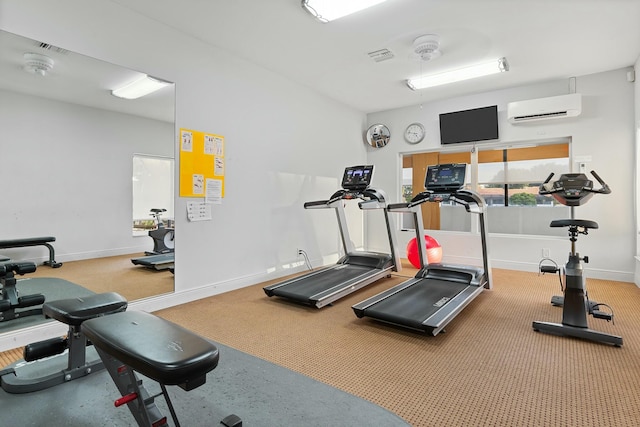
[366,123,391,148]
[0,30,176,335]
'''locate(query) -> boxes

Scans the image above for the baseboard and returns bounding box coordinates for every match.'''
[133,262,312,312]
[490,259,634,283]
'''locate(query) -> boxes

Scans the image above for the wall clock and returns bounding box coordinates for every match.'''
[404,122,425,144]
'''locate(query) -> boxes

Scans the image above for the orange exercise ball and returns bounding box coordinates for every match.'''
[406,235,443,268]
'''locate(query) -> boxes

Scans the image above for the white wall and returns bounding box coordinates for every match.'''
[634,57,640,285]
[366,68,636,282]
[0,0,368,349]
[0,89,173,261]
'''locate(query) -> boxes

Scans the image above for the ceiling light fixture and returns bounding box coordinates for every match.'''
[111,75,172,100]
[301,0,388,23]
[407,57,509,90]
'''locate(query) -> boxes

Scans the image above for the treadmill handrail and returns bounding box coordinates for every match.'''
[304,199,332,209]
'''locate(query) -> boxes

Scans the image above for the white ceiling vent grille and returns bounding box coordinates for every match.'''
[35,41,69,55]
[368,49,394,62]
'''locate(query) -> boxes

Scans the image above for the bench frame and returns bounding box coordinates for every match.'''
[0,237,62,268]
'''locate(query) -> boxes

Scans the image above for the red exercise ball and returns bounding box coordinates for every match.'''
[406,235,443,268]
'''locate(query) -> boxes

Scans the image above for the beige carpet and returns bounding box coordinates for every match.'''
[27,253,174,302]
[3,258,640,426]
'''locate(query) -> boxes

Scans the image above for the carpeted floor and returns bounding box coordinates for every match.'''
[27,253,174,302]
[155,263,640,427]
[1,342,408,426]
[3,258,640,426]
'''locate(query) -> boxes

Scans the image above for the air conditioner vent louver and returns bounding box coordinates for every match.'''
[513,111,568,121]
[507,93,582,123]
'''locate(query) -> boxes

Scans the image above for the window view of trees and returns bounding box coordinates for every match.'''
[401,141,570,234]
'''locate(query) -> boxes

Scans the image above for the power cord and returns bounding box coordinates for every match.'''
[298,249,312,270]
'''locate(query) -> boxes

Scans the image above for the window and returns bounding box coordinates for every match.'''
[132,154,174,236]
[477,143,569,207]
[401,141,570,236]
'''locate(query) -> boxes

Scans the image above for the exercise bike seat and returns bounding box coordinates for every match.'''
[83,311,220,390]
[43,292,128,326]
[549,219,599,229]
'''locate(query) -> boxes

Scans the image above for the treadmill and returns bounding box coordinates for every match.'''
[131,253,174,271]
[352,163,492,336]
[263,165,401,308]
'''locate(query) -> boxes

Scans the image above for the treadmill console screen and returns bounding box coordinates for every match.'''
[342,165,374,191]
[425,164,466,192]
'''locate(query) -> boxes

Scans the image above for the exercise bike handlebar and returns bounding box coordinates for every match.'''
[539,170,610,195]
[590,170,611,194]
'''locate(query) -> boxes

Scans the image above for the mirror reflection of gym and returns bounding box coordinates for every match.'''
[0,30,176,334]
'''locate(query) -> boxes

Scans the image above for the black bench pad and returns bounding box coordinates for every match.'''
[83,311,219,386]
[0,237,56,248]
[43,292,128,326]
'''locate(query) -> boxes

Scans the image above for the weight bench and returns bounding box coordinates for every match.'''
[83,311,241,427]
[0,236,62,268]
[0,260,43,322]
[1,292,128,393]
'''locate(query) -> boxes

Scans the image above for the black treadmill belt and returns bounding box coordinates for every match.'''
[273,265,374,302]
[132,254,174,264]
[363,279,469,330]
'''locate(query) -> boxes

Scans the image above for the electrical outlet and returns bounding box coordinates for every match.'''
[542,248,550,258]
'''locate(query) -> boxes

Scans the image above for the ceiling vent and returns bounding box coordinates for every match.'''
[23,52,55,76]
[507,93,582,123]
[368,48,394,62]
[36,42,69,55]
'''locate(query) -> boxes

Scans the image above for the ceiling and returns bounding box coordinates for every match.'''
[0,30,175,123]
[115,0,640,113]
[1,0,639,121]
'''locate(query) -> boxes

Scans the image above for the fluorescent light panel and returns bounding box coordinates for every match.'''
[302,0,388,22]
[112,75,172,99]
[407,57,509,90]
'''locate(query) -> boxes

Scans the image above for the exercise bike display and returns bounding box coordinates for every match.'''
[533,170,622,346]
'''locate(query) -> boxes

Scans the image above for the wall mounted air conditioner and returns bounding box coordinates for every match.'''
[507,93,582,123]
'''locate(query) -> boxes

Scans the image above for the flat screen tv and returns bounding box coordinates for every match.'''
[439,105,499,145]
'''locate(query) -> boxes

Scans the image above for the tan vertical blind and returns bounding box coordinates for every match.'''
[411,152,440,229]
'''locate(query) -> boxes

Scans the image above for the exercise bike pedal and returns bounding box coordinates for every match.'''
[592,310,613,322]
[550,295,564,306]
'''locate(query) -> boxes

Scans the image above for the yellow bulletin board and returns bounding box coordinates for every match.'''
[179,128,225,199]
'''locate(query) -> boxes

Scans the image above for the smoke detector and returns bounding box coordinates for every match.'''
[23,52,55,76]
[411,34,441,61]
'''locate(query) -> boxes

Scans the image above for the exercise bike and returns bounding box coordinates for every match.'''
[145,208,175,256]
[533,170,622,346]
